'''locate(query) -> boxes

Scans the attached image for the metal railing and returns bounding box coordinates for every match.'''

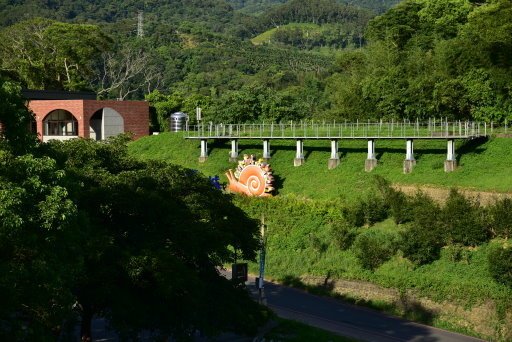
[185,120,489,139]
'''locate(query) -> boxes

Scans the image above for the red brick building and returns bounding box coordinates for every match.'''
[23,90,149,142]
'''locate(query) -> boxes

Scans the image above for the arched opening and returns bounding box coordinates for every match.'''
[43,109,78,141]
[89,108,124,141]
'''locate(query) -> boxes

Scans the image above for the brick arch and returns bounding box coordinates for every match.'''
[29,100,84,141]
[83,100,148,139]
[89,107,125,141]
[42,108,79,122]
[42,109,79,139]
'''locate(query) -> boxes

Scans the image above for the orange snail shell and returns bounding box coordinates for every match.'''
[226,165,272,197]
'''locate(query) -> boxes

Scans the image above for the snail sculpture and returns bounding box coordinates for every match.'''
[226,155,274,197]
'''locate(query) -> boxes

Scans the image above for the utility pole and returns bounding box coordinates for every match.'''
[258,215,267,304]
[137,10,144,38]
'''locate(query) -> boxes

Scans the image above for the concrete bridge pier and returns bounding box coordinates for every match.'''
[403,139,416,173]
[229,139,239,162]
[365,139,378,172]
[199,139,208,163]
[294,139,305,166]
[328,139,340,169]
[263,139,271,161]
[444,139,457,172]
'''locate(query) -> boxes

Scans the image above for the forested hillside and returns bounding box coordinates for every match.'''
[227,0,400,14]
[1,0,511,127]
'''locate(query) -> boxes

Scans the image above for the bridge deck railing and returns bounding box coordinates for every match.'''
[185,120,488,139]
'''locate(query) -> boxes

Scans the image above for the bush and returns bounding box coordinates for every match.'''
[331,221,358,250]
[442,189,488,246]
[374,175,411,224]
[362,191,389,226]
[488,244,512,288]
[400,192,444,265]
[352,230,397,270]
[342,190,389,227]
[442,244,471,264]
[488,198,512,239]
[342,202,366,227]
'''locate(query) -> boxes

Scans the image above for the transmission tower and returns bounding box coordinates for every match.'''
[137,10,144,38]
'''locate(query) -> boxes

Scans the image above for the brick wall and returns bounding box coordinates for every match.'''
[28,99,149,140]
[83,100,149,140]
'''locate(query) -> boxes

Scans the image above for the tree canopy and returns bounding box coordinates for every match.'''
[0,85,267,340]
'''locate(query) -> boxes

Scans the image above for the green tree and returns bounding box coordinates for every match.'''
[400,192,444,265]
[42,137,266,340]
[0,18,111,90]
[488,244,512,288]
[442,189,487,246]
[0,152,80,341]
[0,78,37,154]
[487,198,512,239]
[353,229,397,270]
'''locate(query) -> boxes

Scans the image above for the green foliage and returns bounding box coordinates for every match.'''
[488,244,512,288]
[331,220,358,250]
[40,137,266,339]
[442,244,471,264]
[0,79,37,154]
[400,193,445,265]
[0,135,267,340]
[0,18,111,91]
[343,188,389,227]
[352,229,397,270]
[0,151,80,341]
[487,198,512,239]
[442,189,488,246]
[145,90,182,132]
[375,176,412,224]
[327,0,512,123]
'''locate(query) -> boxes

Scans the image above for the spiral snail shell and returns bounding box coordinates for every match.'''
[226,159,274,197]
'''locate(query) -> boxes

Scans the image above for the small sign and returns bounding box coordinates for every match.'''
[232,263,248,283]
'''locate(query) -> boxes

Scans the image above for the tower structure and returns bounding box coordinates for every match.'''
[137,10,144,38]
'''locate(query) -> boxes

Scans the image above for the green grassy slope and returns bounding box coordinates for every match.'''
[251,23,321,45]
[129,133,512,201]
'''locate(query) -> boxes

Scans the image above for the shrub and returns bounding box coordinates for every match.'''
[330,221,358,250]
[488,244,512,288]
[400,192,444,265]
[342,190,389,227]
[352,230,397,270]
[374,175,411,224]
[488,198,512,239]
[442,244,471,264]
[442,189,488,246]
[342,202,365,227]
[362,191,389,226]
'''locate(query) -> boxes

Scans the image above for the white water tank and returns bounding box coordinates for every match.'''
[169,112,188,132]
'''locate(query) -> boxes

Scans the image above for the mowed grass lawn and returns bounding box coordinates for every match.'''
[129,133,512,201]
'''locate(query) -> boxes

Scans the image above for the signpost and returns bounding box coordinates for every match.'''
[231,262,248,283]
[258,216,267,304]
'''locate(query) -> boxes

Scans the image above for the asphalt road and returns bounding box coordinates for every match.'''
[245,277,485,342]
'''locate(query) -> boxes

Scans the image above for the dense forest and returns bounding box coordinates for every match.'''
[1,0,511,129]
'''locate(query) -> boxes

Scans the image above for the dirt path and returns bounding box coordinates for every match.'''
[393,184,512,205]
